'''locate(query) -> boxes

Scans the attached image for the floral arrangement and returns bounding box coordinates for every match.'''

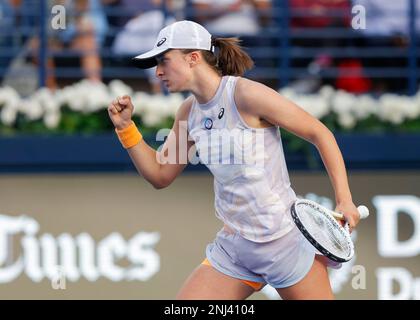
[0,79,419,152]
[278,86,420,152]
[0,79,184,136]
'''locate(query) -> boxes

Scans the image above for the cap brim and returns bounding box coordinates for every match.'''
[132,48,170,69]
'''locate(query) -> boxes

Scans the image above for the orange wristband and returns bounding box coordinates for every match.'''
[115,121,143,149]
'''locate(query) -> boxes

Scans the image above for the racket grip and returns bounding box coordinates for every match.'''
[331,205,370,220]
[357,205,370,219]
[342,206,369,234]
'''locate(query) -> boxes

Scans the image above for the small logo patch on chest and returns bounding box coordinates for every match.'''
[203,118,213,130]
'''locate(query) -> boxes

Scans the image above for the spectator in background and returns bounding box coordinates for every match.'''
[188,0,272,83]
[287,0,369,93]
[0,0,21,68]
[351,0,420,92]
[335,58,372,94]
[190,0,271,37]
[107,0,177,93]
[57,0,109,49]
[102,0,171,27]
[290,0,351,29]
[29,0,108,90]
[103,0,153,29]
[351,0,420,38]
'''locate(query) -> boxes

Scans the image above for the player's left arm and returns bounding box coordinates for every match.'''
[234,78,360,229]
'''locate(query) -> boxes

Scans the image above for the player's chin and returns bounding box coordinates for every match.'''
[167,86,180,93]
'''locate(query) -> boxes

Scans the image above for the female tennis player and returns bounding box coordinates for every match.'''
[108,20,360,300]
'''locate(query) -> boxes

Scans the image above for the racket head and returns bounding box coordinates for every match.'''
[291,199,354,263]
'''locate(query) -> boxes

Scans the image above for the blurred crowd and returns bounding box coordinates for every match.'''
[0,0,419,95]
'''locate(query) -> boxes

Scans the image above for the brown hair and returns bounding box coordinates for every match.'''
[182,37,254,76]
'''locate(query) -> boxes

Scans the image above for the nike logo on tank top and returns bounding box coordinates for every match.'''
[187,76,297,242]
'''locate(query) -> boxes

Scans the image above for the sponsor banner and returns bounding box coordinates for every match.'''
[0,172,419,299]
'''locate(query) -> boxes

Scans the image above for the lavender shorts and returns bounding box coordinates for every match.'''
[205,225,318,289]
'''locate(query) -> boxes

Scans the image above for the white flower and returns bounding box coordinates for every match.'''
[294,94,329,119]
[53,90,66,108]
[319,85,335,100]
[166,93,184,117]
[84,81,110,113]
[379,94,405,124]
[132,92,182,127]
[19,99,43,121]
[0,79,419,132]
[72,80,96,113]
[400,97,419,120]
[33,87,53,104]
[332,90,357,116]
[60,85,84,111]
[151,94,172,119]
[415,93,420,118]
[143,112,163,127]
[44,111,61,129]
[0,86,20,111]
[31,87,60,117]
[0,86,20,107]
[109,79,133,99]
[131,92,150,117]
[43,97,59,114]
[353,95,377,120]
[338,113,356,129]
[140,94,168,126]
[0,106,18,125]
[133,92,171,126]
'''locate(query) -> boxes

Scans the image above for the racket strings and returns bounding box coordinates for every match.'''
[299,204,351,257]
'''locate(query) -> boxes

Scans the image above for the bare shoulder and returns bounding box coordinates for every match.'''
[235,77,279,111]
[176,95,194,121]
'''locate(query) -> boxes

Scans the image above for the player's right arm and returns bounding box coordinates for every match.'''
[108,95,195,189]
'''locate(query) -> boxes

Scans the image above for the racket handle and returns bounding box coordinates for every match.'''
[357,205,370,219]
[334,205,369,233]
[331,205,370,220]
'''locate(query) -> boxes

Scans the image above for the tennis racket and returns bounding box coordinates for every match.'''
[291,199,369,263]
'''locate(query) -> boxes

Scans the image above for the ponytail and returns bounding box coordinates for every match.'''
[182,37,254,76]
[211,37,254,76]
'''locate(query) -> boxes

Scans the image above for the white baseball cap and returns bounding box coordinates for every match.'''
[132,20,214,69]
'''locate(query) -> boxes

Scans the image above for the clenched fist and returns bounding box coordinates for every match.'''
[108,95,134,130]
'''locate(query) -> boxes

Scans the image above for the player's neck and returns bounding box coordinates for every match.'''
[190,71,222,105]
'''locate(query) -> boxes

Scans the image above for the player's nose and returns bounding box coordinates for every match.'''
[156,64,164,77]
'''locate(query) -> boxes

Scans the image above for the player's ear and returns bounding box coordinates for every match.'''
[187,51,201,67]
